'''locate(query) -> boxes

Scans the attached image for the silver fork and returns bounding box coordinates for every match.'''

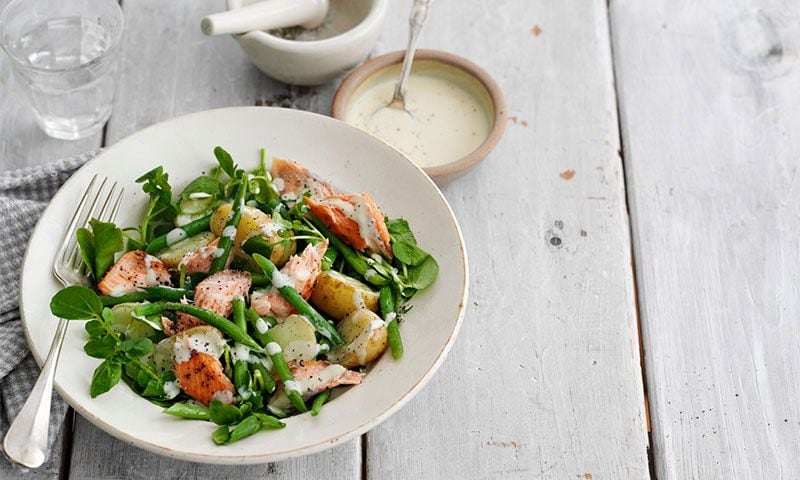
[3,175,123,470]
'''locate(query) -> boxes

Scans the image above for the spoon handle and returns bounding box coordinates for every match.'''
[392,0,434,105]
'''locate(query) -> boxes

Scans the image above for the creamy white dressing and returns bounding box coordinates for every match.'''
[347,60,493,168]
[283,380,301,394]
[212,247,225,258]
[271,270,293,289]
[352,290,367,310]
[295,364,346,398]
[163,381,180,399]
[384,311,397,324]
[222,225,237,239]
[266,342,283,355]
[255,317,270,334]
[230,343,251,363]
[175,214,196,227]
[143,255,159,285]
[165,228,187,246]
[187,192,212,199]
[212,390,234,404]
[173,329,225,363]
[272,177,285,192]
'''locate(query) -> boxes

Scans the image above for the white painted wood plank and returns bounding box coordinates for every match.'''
[67,1,359,477]
[366,1,649,478]
[610,0,800,477]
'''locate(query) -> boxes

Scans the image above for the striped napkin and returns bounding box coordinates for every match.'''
[0,151,96,467]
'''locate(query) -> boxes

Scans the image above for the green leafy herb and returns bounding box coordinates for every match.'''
[392,241,430,267]
[50,286,103,320]
[213,146,237,178]
[209,399,242,426]
[90,359,122,398]
[136,166,177,244]
[76,219,124,280]
[386,217,417,245]
[179,176,223,200]
[120,338,154,358]
[83,335,117,359]
[406,255,439,290]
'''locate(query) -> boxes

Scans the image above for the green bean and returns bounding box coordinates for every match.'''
[209,177,248,274]
[246,307,274,346]
[241,235,273,258]
[252,254,345,346]
[211,425,230,445]
[380,286,404,360]
[309,215,389,286]
[251,273,269,287]
[231,297,250,391]
[145,214,212,254]
[310,390,331,416]
[243,307,306,412]
[254,413,285,430]
[226,415,262,444]
[250,361,276,394]
[99,287,194,306]
[163,403,211,420]
[133,302,262,351]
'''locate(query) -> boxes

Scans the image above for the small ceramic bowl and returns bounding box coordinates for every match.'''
[332,49,507,184]
[227,0,388,86]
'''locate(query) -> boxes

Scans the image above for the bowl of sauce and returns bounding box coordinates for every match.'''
[332,49,506,183]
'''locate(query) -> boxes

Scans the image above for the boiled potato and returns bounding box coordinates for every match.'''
[310,270,380,321]
[269,314,318,362]
[327,309,387,368]
[210,203,295,267]
[109,303,158,339]
[156,231,215,269]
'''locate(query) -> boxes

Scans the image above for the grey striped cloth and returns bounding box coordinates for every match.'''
[0,151,96,467]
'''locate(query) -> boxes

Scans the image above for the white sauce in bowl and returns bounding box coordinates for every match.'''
[346,60,494,168]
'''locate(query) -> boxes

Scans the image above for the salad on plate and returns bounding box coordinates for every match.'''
[48,147,438,445]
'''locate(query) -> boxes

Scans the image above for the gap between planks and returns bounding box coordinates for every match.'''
[603,4,657,479]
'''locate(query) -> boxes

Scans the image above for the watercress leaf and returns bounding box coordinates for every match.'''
[136,367,152,388]
[209,399,242,426]
[142,377,164,397]
[76,227,97,278]
[180,176,223,200]
[120,337,154,357]
[89,219,124,279]
[386,217,416,245]
[406,255,439,290]
[90,359,122,398]
[226,415,262,444]
[50,286,103,320]
[136,166,177,224]
[211,426,230,445]
[392,241,430,267]
[213,146,237,178]
[84,335,117,359]
[101,307,115,324]
[85,319,106,338]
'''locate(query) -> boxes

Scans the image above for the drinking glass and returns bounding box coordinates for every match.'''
[0,0,124,140]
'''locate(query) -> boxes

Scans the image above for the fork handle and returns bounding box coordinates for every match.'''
[3,317,69,469]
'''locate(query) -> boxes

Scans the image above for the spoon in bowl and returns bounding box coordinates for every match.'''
[371,0,434,120]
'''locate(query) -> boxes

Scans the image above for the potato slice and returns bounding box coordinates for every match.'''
[152,336,176,376]
[211,203,295,267]
[156,231,215,269]
[269,314,319,362]
[310,270,380,321]
[327,309,387,368]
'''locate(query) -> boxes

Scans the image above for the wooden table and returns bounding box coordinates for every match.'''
[2,0,798,478]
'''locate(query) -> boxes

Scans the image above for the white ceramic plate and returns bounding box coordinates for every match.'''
[19,107,467,464]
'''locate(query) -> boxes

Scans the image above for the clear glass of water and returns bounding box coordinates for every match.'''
[0,0,124,140]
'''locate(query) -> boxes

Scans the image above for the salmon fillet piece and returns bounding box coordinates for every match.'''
[271,158,337,202]
[251,241,327,318]
[180,237,225,275]
[175,270,251,332]
[174,352,234,406]
[97,250,171,295]
[306,193,393,259]
[289,360,364,390]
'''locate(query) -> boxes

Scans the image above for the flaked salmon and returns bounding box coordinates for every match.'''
[175,270,251,332]
[97,250,171,296]
[271,158,337,203]
[306,193,393,258]
[180,237,225,275]
[172,326,234,406]
[251,241,327,318]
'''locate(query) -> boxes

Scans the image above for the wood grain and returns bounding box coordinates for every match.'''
[364,1,650,478]
[65,1,360,478]
[610,0,800,477]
